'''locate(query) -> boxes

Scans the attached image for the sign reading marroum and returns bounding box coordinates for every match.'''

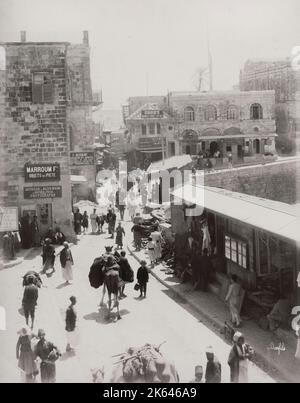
[70,151,95,166]
[24,163,60,182]
[24,186,62,199]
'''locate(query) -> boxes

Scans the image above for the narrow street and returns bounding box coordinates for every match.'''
[0,212,274,383]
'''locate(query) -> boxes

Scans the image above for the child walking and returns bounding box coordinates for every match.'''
[137,260,149,299]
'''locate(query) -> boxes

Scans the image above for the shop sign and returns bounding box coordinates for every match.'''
[0,207,18,232]
[70,151,95,166]
[24,186,62,200]
[141,110,163,118]
[138,137,166,150]
[24,163,60,182]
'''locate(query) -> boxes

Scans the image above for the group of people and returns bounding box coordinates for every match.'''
[17,295,78,383]
[189,332,253,384]
[41,239,74,284]
[73,207,118,238]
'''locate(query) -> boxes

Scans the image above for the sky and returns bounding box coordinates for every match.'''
[0,0,299,109]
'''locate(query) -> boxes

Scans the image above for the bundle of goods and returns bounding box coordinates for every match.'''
[111,343,179,383]
[22,271,43,288]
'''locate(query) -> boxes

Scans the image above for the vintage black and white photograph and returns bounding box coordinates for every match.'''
[0,0,300,385]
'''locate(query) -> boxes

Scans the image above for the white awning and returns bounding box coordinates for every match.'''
[147,155,192,173]
[172,184,300,244]
[71,175,87,184]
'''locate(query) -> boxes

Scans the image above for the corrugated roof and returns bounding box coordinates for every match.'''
[172,184,300,243]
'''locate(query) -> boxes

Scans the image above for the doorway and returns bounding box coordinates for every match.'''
[209,141,218,156]
[37,203,52,237]
[237,144,243,159]
[254,139,260,154]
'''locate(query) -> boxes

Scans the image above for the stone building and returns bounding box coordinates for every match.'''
[125,90,277,168]
[239,58,300,152]
[0,31,97,240]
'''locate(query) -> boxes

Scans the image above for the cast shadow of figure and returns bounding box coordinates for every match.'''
[24,248,43,261]
[83,305,130,325]
[56,282,70,290]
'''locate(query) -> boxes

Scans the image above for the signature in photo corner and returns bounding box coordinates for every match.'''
[267,342,286,355]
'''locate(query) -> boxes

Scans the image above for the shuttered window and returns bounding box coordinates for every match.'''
[225,235,248,269]
[32,73,54,104]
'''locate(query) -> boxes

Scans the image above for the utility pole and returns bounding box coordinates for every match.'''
[146,73,149,96]
[207,31,213,91]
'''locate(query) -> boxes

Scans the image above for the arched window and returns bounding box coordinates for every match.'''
[250,103,263,120]
[184,106,195,121]
[227,106,238,120]
[204,105,217,121]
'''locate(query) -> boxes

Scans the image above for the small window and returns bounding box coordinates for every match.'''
[149,123,155,135]
[168,126,173,131]
[205,105,217,121]
[227,106,238,120]
[32,73,54,104]
[225,234,248,269]
[157,123,161,134]
[184,106,195,121]
[250,103,263,120]
[141,124,147,135]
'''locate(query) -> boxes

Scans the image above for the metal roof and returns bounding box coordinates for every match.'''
[172,184,300,244]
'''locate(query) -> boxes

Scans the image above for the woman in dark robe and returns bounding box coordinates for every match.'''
[34,329,60,383]
[16,327,38,383]
[30,216,40,247]
[73,208,82,235]
[41,238,55,273]
[20,214,32,249]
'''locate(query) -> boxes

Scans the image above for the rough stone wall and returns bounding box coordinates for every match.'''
[66,44,96,198]
[0,43,74,239]
[239,59,300,139]
[204,159,300,204]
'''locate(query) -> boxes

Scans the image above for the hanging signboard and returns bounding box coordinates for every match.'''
[0,207,18,232]
[138,137,166,151]
[141,110,163,118]
[24,186,62,199]
[24,163,60,182]
[70,151,95,166]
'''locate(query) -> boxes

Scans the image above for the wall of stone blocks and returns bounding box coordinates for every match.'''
[204,160,300,204]
[0,43,75,240]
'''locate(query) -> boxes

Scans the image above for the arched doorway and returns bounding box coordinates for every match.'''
[185,144,191,155]
[209,141,218,156]
[254,139,260,154]
[182,130,198,155]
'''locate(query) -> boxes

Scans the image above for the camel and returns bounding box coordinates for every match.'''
[89,252,123,320]
[91,343,180,383]
[103,258,122,320]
